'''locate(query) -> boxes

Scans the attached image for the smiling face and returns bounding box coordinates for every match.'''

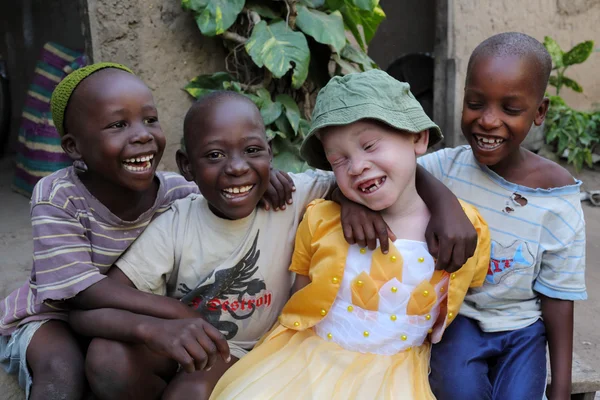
[461,54,549,167]
[320,120,428,213]
[178,95,271,220]
[62,68,165,192]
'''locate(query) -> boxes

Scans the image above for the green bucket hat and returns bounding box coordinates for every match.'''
[300,69,443,171]
[50,62,134,137]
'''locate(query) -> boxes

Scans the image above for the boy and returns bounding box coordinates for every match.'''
[72,90,481,400]
[0,63,299,400]
[422,33,586,400]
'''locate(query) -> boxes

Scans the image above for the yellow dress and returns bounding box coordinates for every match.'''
[211,200,490,400]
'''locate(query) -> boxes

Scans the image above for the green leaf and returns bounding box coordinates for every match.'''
[222,81,243,92]
[332,52,360,73]
[274,114,295,137]
[296,5,346,53]
[563,40,594,66]
[562,76,583,93]
[300,0,326,7]
[543,36,564,68]
[351,0,378,11]
[298,118,311,139]
[340,4,385,48]
[548,75,560,89]
[183,0,245,36]
[275,94,301,134]
[325,0,345,10]
[184,72,234,98]
[246,1,280,19]
[254,88,283,125]
[267,128,287,140]
[340,41,377,70]
[245,20,310,89]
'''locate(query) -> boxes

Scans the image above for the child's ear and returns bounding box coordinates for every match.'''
[414,130,429,156]
[534,97,550,126]
[175,149,194,182]
[61,134,82,161]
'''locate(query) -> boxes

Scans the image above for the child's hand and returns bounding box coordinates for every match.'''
[141,318,230,373]
[425,204,477,272]
[335,188,397,254]
[260,169,295,211]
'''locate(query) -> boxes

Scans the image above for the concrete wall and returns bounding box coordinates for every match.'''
[86,0,226,171]
[0,0,86,153]
[368,0,436,70]
[445,0,600,144]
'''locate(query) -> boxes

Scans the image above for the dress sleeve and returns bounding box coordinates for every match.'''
[116,208,178,295]
[30,202,106,303]
[534,206,587,301]
[288,200,323,276]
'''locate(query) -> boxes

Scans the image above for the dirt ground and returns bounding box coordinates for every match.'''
[1,158,600,397]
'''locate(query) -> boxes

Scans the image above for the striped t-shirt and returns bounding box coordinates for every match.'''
[0,167,198,334]
[418,145,586,332]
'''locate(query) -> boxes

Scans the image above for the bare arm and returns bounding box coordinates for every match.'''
[69,307,229,373]
[541,295,573,400]
[415,165,478,272]
[65,267,196,320]
[291,275,311,295]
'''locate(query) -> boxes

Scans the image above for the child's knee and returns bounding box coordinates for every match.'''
[85,338,133,388]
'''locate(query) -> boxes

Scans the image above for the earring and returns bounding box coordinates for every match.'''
[73,160,88,173]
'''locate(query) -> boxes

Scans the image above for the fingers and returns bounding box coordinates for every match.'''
[258,198,271,211]
[275,171,294,206]
[352,225,367,249]
[435,237,454,271]
[268,173,286,210]
[203,323,231,364]
[386,223,397,243]
[194,330,220,371]
[278,170,296,193]
[181,335,209,372]
[425,228,439,262]
[342,222,356,245]
[362,223,377,251]
[172,344,196,374]
[448,241,466,273]
[373,219,390,254]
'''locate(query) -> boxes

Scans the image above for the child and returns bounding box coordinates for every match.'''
[420,33,587,400]
[209,70,491,400]
[71,89,483,400]
[0,63,295,400]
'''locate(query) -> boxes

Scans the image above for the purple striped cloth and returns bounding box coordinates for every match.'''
[1,167,199,334]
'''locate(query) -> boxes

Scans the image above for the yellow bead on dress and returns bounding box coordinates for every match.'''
[418,257,425,263]
[294,321,300,327]
[347,305,354,312]
[360,248,367,254]
[320,309,327,316]
[401,335,408,341]
[327,333,332,340]
[428,328,433,334]
[451,273,456,280]
[425,314,431,320]
[332,277,339,284]
[391,286,398,293]
[390,314,397,321]
[356,280,363,287]
[363,331,370,338]
[390,255,397,262]
[448,312,454,319]
[423,290,429,297]
[440,287,445,292]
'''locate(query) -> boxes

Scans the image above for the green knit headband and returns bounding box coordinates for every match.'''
[50,62,134,136]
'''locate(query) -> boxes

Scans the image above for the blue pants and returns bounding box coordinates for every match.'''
[429,315,547,400]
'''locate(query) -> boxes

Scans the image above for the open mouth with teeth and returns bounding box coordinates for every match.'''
[222,185,255,199]
[122,154,155,172]
[474,134,506,150]
[357,177,386,194]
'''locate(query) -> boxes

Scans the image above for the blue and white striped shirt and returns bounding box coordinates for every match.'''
[418,145,586,332]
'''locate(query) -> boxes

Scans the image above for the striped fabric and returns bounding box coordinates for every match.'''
[418,146,586,332]
[12,42,85,197]
[0,167,199,334]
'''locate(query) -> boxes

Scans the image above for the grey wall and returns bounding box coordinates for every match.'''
[0,0,86,154]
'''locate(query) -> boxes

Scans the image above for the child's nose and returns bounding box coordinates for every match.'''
[226,157,250,176]
[348,157,370,176]
[478,108,502,131]
[131,124,153,143]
